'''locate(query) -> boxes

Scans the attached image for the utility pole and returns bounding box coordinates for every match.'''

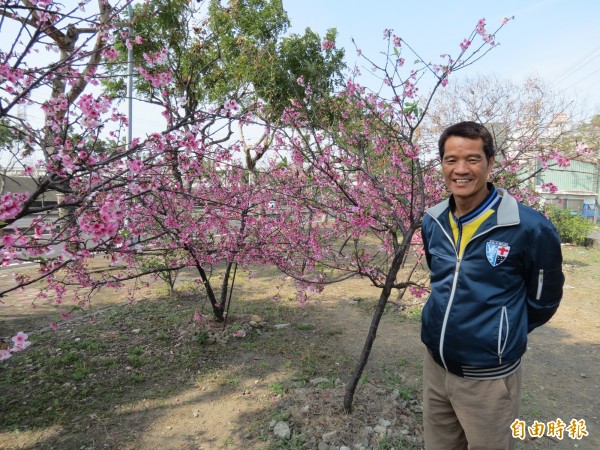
[127,2,134,149]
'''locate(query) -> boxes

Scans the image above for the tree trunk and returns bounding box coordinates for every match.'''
[343,283,394,412]
[196,265,224,321]
[343,239,412,412]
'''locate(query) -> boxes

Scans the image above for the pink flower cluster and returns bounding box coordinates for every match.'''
[554,152,570,168]
[137,67,172,88]
[321,40,335,51]
[224,99,239,111]
[541,182,559,194]
[77,93,110,129]
[79,195,125,241]
[0,63,24,87]
[0,229,25,266]
[475,18,495,45]
[29,0,54,7]
[0,192,29,221]
[128,159,145,174]
[143,49,169,67]
[0,332,31,361]
[102,47,119,60]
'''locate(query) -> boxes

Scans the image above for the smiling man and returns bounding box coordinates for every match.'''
[420,121,565,450]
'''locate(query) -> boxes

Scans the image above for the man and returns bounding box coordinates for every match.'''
[420,121,564,449]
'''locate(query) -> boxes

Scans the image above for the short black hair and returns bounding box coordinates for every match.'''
[438,121,495,161]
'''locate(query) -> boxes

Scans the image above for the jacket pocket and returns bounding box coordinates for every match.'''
[497,306,509,364]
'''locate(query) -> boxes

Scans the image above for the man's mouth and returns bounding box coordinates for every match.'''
[454,179,471,184]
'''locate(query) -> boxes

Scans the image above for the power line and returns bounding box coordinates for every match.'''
[561,65,600,92]
[549,45,600,87]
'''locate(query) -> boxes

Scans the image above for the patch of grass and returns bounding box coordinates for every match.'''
[268,432,306,450]
[71,365,92,381]
[378,435,408,450]
[126,354,147,368]
[268,381,286,396]
[400,305,423,321]
[130,372,145,383]
[397,358,408,367]
[194,329,209,344]
[382,363,406,390]
[270,411,292,422]
[295,322,315,331]
[324,326,343,337]
[0,294,222,438]
[156,331,169,341]
[292,342,346,382]
[398,386,416,401]
[129,346,145,356]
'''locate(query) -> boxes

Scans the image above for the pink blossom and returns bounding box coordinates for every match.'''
[232,329,246,338]
[11,332,31,351]
[102,47,119,60]
[2,233,17,247]
[143,49,168,67]
[460,39,472,51]
[224,99,239,111]
[541,183,558,194]
[128,159,145,174]
[0,349,11,361]
[409,286,428,298]
[321,40,335,51]
[0,192,29,220]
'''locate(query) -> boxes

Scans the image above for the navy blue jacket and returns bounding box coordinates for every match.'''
[421,188,564,373]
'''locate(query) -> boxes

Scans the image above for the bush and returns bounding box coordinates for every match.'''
[544,206,593,246]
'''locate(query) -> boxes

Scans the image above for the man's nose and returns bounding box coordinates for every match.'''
[454,160,469,172]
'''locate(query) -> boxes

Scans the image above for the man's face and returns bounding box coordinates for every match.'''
[441,136,494,208]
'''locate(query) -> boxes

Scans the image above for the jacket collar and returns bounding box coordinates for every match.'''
[426,185,520,226]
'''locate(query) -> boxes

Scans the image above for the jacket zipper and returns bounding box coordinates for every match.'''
[439,257,461,370]
[497,306,509,364]
[437,217,461,371]
[536,269,544,300]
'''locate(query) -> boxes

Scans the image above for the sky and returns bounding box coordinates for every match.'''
[281,0,600,117]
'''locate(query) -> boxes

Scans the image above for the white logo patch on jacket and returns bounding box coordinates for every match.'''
[486,240,511,267]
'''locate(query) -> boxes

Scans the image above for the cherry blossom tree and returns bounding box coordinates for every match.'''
[0,0,344,326]
[260,19,515,412]
[0,0,248,321]
[95,0,346,320]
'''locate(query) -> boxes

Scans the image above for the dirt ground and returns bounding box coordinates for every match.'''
[0,245,598,449]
